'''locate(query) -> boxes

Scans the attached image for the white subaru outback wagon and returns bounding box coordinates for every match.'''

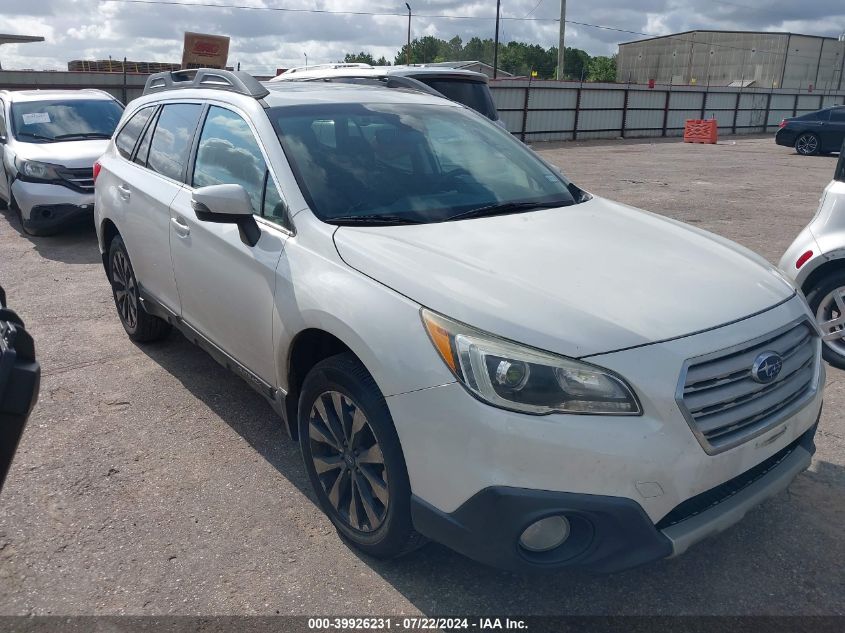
[95,69,825,573]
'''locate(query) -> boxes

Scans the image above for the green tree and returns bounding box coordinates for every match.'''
[586,55,617,82]
[562,47,590,80]
[394,36,443,65]
[344,52,377,65]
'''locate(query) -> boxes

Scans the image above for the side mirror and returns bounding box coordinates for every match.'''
[191,184,261,247]
[0,135,7,145]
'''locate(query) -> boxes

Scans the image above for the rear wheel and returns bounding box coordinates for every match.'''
[108,235,171,342]
[298,353,424,558]
[805,271,845,369]
[795,133,820,156]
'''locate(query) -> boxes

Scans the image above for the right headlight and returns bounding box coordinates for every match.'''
[15,158,62,181]
[422,309,642,416]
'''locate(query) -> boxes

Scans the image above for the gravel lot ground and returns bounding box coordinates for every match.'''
[0,136,843,617]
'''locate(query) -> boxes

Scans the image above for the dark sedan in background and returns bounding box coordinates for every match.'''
[776,106,845,156]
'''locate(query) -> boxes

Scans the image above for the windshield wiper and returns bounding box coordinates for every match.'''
[52,133,112,140]
[443,199,572,222]
[329,214,425,226]
[15,132,56,142]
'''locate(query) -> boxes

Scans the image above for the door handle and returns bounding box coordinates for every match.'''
[171,216,190,238]
[118,184,131,201]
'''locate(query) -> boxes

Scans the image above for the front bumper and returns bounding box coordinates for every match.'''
[388,297,823,571]
[411,422,817,573]
[11,179,94,232]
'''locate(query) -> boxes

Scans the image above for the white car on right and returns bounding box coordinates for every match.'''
[781,143,845,368]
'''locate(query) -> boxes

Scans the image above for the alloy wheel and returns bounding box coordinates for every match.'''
[796,134,818,155]
[111,249,138,330]
[816,286,845,358]
[308,390,389,533]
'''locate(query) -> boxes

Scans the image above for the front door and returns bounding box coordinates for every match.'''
[169,105,289,384]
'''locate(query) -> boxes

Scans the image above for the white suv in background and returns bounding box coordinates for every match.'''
[94,69,824,573]
[0,89,123,235]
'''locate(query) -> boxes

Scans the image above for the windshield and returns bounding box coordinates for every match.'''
[10,99,124,143]
[269,103,582,225]
[412,77,498,121]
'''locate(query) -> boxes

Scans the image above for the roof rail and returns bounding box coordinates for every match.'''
[143,68,270,99]
[284,63,373,75]
[311,75,445,100]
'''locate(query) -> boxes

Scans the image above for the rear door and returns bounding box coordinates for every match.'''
[114,102,203,314]
[169,104,289,384]
[826,108,845,152]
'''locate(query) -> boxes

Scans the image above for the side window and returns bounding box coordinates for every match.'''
[262,172,285,221]
[830,108,845,123]
[115,106,155,159]
[133,108,159,167]
[147,103,203,182]
[192,106,268,214]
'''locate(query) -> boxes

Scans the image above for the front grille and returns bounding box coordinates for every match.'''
[58,167,95,192]
[656,429,808,529]
[678,320,819,454]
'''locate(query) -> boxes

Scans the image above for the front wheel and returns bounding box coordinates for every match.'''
[805,271,845,369]
[298,352,424,559]
[108,235,171,343]
[795,133,820,156]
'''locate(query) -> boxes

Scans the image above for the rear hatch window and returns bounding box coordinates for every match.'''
[410,77,498,121]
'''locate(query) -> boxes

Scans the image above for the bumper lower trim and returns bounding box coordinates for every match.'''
[662,428,815,556]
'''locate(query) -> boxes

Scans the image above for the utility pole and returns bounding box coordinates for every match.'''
[493,0,501,79]
[405,3,412,66]
[556,0,566,80]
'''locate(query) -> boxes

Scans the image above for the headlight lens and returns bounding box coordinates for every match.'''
[16,159,62,181]
[422,309,641,416]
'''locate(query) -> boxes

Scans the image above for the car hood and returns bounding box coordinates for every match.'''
[12,139,110,169]
[333,197,795,358]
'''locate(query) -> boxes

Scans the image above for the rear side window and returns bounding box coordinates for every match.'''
[412,77,498,121]
[830,108,845,123]
[115,106,155,159]
[800,110,830,122]
[148,103,203,182]
[192,106,268,213]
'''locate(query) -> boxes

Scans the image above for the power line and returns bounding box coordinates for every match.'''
[522,0,544,20]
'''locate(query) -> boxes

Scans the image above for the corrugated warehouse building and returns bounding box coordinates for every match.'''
[617,30,845,89]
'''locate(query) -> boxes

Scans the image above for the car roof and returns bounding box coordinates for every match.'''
[0,89,116,103]
[271,64,488,83]
[134,80,462,110]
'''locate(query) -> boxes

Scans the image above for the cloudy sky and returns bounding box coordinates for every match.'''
[0,0,844,74]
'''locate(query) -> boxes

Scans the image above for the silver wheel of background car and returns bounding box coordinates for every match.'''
[308,390,389,533]
[816,286,845,357]
[796,133,819,156]
[111,249,138,330]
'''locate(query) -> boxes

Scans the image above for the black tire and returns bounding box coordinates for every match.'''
[298,352,425,559]
[805,271,845,370]
[795,132,820,156]
[107,235,171,343]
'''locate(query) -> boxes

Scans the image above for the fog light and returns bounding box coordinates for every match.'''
[519,515,570,552]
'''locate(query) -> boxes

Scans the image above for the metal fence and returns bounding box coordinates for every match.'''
[489,79,845,143]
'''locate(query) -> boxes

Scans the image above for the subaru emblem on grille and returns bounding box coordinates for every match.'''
[751,351,784,384]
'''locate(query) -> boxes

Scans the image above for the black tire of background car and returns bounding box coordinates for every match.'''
[107,235,172,343]
[805,270,845,370]
[298,352,426,558]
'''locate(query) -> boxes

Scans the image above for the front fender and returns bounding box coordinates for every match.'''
[272,222,455,399]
